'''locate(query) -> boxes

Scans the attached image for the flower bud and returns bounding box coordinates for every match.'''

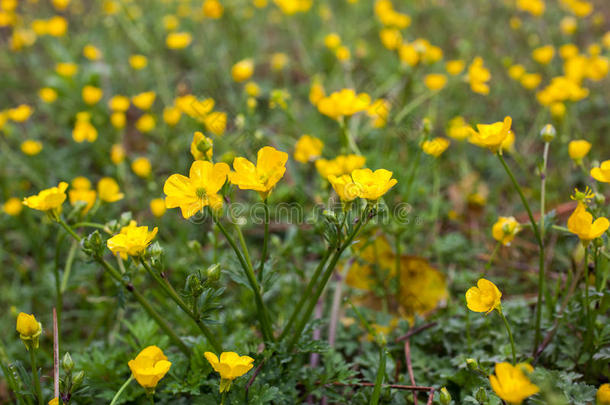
[439,387,452,405]
[206,264,221,282]
[62,352,74,372]
[466,358,479,371]
[595,192,605,205]
[72,370,85,389]
[187,240,202,251]
[539,123,556,142]
[185,273,204,297]
[422,117,432,134]
[148,241,164,258]
[81,231,105,257]
[16,313,42,350]
[475,387,487,403]
[119,211,133,226]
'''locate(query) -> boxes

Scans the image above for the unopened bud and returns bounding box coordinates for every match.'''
[422,117,432,134]
[72,370,85,389]
[475,387,487,403]
[540,123,556,142]
[440,387,452,405]
[62,352,74,373]
[206,264,221,282]
[185,274,204,296]
[466,358,478,371]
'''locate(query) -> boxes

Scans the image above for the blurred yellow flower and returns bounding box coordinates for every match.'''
[351,168,397,201]
[516,0,545,16]
[328,174,360,203]
[69,188,96,214]
[163,106,182,126]
[270,52,288,71]
[490,363,539,405]
[469,116,512,153]
[83,44,101,60]
[567,203,609,242]
[107,220,158,259]
[591,160,610,183]
[244,81,261,97]
[129,54,148,70]
[230,146,288,199]
[424,74,448,91]
[508,64,526,80]
[111,112,126,129]
[71,176,91,190]
[466,278,502,314]
[560,16,577,35]
[520,73,542,90]
[204,351,254,393]
[108,95,130,111]
[203,111,227,135]
[366,99,390,128]
[532,45,554,65]
[23,182,68,214]
[379,28,401,50]
[559,44,579,59]
[598,384,610,405]
[422,137,450,157]
[568,139,591,164]
[97,177,124,202]
[21,140,42,155]
[164,160,230,217]
[274,0,312,15]
[39,87,58,103]
[132,157,152,178]
[110,144,126,164]
[8,104,33,122]
[132,91,156,110]
[446,59,465,75]
[324,33,341,49]
[315,154,366,179]
[191,131,214,161]
[231,58,255,82]
[467,57,491,95]
[203,0,224,18]
[128,346,171,389]
[46,16,68,37]
[3,197,22,216]
[135,114,156,133]
[16,312,42,349]
[52,0,70,10]
[398,43,419,66]
[166,32,192,49]
[375,0,411,28]
[294,134,323,163]
[447,116,471,141]
[82,85,103,105]
[72,113,97,143]
[150,198,166,217]
[492,216,521,246]
[317,89,371,120]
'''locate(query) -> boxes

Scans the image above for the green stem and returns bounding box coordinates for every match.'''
[57,218,82,241]
[279,247,333,341]
[29,349,43,405]
[497,153,545,352]
[497,308,517,364]
[484,242,501,275]
[258,199,270,281]
[370,345,387,405]
[583,246,591,352]
[213,215,274,342]
[60,240,78,293]
[110,375,134,405]
[404,132,429,202]
[540,142,550,239]
[139,258,222,352]
[53,234,66,331]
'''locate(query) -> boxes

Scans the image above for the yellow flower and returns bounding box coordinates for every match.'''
[324,33,341,49]
[469,116,512,153]
[244,81,261,97]
[424,74,448,91]
[379,28,401,50]
[166,32,192,49]
[350,168,397,201]
[52,0,70,10]
[110,144,126,164]
[445,59,464,76]
[309,79,326,106]
[132,157,152,178]
[72,113,97,143]
[568,139,591,164]
[16,313,42,349]
[315,154,366,179]
[598,384,610,405]
[270,52,288,71]
[203,0,224,18]
[294,134,323,163]
[520,73,542,90]
[317,89,371,120]
[132,91,156,110]
[567,203,609,242]
[231,58,254,82]
[335,46,350,62]
[508,64,526,80]
[203,111,227,135]
[55,62,78,77]
[83,44,101,60]
[163,106,182,126]
[21,140,43,156]
[107,221,158,259]
[230,146,288,199]
[591,160,610,183]
[23,182,68,214]
[328,174,361,203]
[129,54,148,70]
[82,85,103,105]
[516,0,545,16]
[489,363,539,405]
[39,87,58,103]
[109,95,130,112]
[3,197,23,216]
[110,112,125,129]
[128,346,171,389]
[48,397,60,405]
[71,176,91,190]
[560,16,577,35]
[366,99,391,128]
[447,116,471,141]
[46,16,68,37]
[467,57,491,95]
[135,114,155,133]
[97,177,124,203]
[274,0,312,15]
[532,45,554,65]
[422,137,450,157]
[492,216,521,246]
[150,198,166,217]
[204,352,254,393]
[465,278,502,314]
[8,104,33,122]
[164,160,230,218]
[191,131,214,161]
[69,187,96,214]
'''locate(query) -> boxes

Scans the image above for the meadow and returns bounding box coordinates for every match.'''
[1,0,610,403]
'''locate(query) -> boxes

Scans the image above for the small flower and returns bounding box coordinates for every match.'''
[489,363,539,405]
[204,351,254,393]
[39,87,58,103]
[532,45,554,65]
[465,278,502,314]
[23,182,68,215]
[350,168,397,201]
[132,91,156,110]
[150,198,166,217]
[16,312,42,350]
[163,106,181,126]
[69,188,96,214]
[294,134,323,163]
[598,383,610,405]
[568,140,592,164]
[110,144,126,164]
[166,32,192,49]
[446,59,465,75]
[570,187,595,203]
[107,220,158,259]
[422,137,450,157]
[97,177,124,202]
[423,73,448,91]
[109,95,130,111]
[329,173,362,205]
[467,57,491,95]
[21,140,43,155]
[83,44,101,60]
[591,160,610,183]
[3,197,23,216]
[8,104,33,122]
[492,216,521,246]
[315,154,366,179]
[231,58,254,82]
[48,397,60,405]
[567,203,609,243]
[72,113,97,143]
[132,157,152,178]
[164,160,230,218]
[447,116,471,141]
[128,346,171,390]
[317,89,371,120]
[55,62,78,77]
[469,116,512,153]
[202,0,224,18]
[230,146,288,199]
[129,54,148,70]
[190,131,213,161]
[366,99,391,128]
[82,85,103,105]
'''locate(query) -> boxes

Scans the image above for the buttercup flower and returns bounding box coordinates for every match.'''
[532,45,554,65]
[21,140,43,156]
[150,198,166,217]
[315,154,366,179]
[568,140,591,164]
[465,278,502,314]
[129,54,148,70]
[317,89,371,120]
[16,312,42,350]
[164,160,230,218]
[350,168,397,201]
[82,85,103,105]
[166,32,192,49]
[135,114,155,133]
[446,59,465,75]
[132,91,156,110]
[204,351,254,393]
[23,182,68,216]
[132,157,152,178]
[190,131,213,161]
[3,197,22,216]
[424,74,448,91]
[231,58,254,82]
[492,216,521,246]
[8,104,33,122]
[56,62,78,77]
[83,44,101,60]
[489,363,539,404]
[447,116,471,141]
[366,99,391,128]
[128,346,171,390]
[203,0,224,18]
[467,57,491,95]
[598,384,610,405]
[107,220,158,259]
[590,160,610,183]
[469,116,512,152]
[567,203,609,243]
[109,95,130,111]
[39,87,58,103]
[72,113,97,143]
[110,144,126,164]
[294,134,323,163]
[422,137,450,157]
[328,174,361,204]
[69,188,96,214]
[230,146,288,199]
[97,177,124,203]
